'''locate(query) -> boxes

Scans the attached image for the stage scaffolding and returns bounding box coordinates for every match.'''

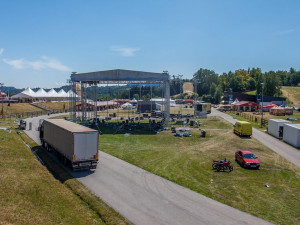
[69,69,171,127]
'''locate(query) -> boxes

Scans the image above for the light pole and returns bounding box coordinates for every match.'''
[0,83,4,116]
[178,74,183,117]
[261,82,264,127]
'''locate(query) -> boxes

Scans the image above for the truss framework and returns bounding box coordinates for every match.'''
[69,69,170,126]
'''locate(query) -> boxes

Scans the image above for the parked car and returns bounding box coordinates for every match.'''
[235,151,260,169]
[174,132,183,137]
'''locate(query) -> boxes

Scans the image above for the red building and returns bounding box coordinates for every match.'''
[232,101,259,112]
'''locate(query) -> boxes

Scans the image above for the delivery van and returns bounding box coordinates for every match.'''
[233,121,252,137]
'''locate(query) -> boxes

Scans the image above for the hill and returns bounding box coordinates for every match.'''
[281,86,300,106]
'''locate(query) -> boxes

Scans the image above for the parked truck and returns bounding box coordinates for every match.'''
[39,119,99,171]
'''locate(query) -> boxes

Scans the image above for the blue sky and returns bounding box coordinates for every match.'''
[0,0,300,88]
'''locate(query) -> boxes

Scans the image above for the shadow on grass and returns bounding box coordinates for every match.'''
[93,121,164,135]
[32,146,74,183]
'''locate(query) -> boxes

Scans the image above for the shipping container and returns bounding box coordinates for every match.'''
[283,124,300,148]
[40,119,99,170]
[267,119,291,139]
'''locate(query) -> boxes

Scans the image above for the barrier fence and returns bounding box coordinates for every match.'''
[0,109,68,119]
[237,112,268,126]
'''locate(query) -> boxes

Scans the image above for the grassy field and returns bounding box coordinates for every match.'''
[1,103,44,115]
[246,90,256,95]
[0,121,130,225]
[36,102,70,111]
[282,86,300,106]
[98,116,300,225]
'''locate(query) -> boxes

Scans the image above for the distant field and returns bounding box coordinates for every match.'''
[36,102,70,111]
[1,103,44,115]
[99,116,300,225]
[281,86,300,106]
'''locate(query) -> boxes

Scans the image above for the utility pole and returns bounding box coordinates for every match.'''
[0,83,4,116]
[261,82,264,127]
[177,75,183,117]
[193,77,201,102]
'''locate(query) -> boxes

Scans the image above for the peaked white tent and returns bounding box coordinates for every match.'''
[232,98,239,104]
[67,90,78,97]
[35,88,49,98]
[57,89,68,98]
[11,88,77,101]
[47,88,59,98]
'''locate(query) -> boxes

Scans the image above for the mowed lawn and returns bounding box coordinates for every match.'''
[1,103,44,115]
[0,122,102,225]
[37,102,70,111]
[99,117,300,225]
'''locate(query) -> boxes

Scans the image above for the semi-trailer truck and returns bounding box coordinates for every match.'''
[40,119,99,171]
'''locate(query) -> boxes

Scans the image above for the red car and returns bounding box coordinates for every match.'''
[235,151,260,169]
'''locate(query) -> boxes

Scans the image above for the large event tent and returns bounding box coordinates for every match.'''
[11,88,78,101]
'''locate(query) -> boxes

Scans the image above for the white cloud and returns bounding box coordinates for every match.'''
[110,46,140,57]
[3,58,25,69]
[275,29,295,35]
[0,48,3,56]
[2,56,71,72]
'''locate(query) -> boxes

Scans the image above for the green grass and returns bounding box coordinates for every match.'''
[282,86,300,106]
[0,121,130,225]
[246,90,256,95]
[1,103,44,115]
[98,117,300,225]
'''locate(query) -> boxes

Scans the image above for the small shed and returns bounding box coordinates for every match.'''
[283,124,300,148]
[267,119,291,139]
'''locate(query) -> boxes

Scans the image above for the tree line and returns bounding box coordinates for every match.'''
[82,67,300,103]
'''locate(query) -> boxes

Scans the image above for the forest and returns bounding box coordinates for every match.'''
[87,67,300,104]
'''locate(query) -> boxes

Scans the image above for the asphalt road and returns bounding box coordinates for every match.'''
[211,108,300,169]
[25,114,272,225]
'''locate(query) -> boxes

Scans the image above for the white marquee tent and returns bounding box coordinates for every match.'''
[11,88,78,100]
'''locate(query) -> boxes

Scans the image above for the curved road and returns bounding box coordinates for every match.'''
[211,108,300,169]
[25,114,272,225]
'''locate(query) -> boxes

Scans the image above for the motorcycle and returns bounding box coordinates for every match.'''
[212,159,233,172]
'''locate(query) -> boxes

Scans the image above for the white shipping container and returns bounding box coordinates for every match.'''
[267,119,291,138]
[283,124,300,148]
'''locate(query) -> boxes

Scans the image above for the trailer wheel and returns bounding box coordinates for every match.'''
[45,143,49,151]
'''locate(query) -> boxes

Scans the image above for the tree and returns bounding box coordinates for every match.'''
[133,93,140,100]
[264,71,282,96]
[213,87,223,104]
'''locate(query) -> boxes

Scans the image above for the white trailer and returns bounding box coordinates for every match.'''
[283,124,300,148]
[267,119,291,139]
[40,119,99,170]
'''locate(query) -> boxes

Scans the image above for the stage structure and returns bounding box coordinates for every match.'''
[69,69,170,126]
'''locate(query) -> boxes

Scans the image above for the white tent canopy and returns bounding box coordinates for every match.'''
[122,102,133,108]
[11,88,78,99]
[35,88,49,98]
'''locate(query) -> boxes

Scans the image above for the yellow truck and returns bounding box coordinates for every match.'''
[233,121,252,137]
